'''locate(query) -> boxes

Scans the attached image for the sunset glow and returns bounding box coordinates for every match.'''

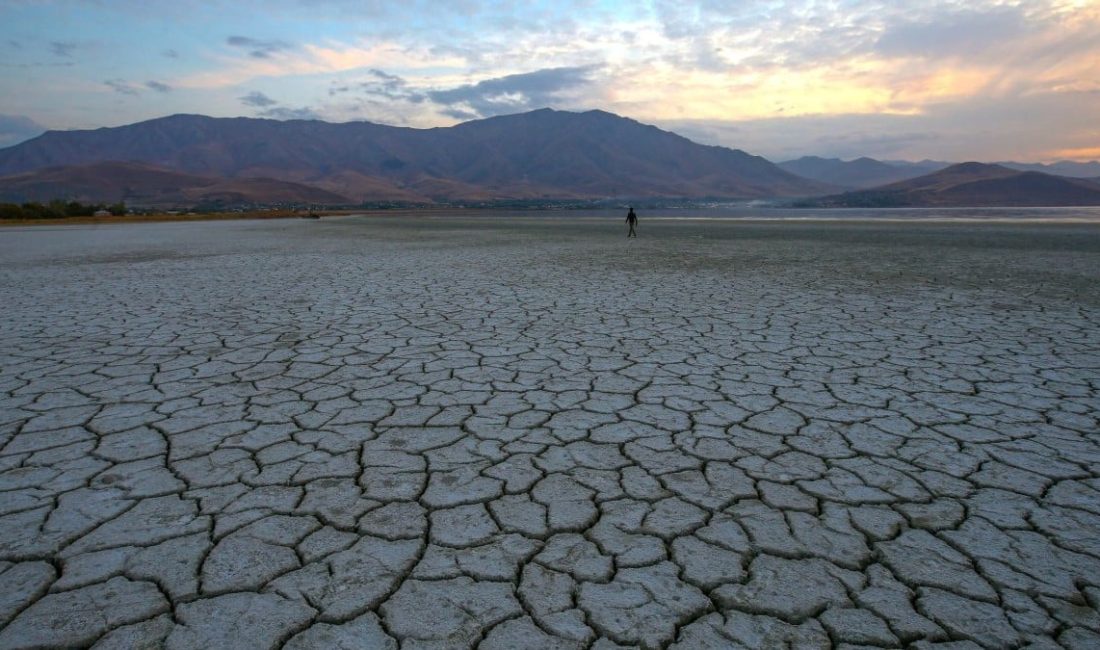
[2,0,1099,162]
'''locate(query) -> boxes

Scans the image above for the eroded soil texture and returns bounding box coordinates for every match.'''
[1,215,1099,649]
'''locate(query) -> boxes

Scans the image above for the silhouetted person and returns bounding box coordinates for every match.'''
[625,207,638,238]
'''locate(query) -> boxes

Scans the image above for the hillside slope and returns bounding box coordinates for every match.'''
[0,110,830,202]
[0,161,351,206]
[810,163,1100,207]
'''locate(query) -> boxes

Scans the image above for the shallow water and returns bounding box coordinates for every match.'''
[391,206,1100,223]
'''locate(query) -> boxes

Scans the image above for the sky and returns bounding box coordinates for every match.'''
[2,0,1099,162]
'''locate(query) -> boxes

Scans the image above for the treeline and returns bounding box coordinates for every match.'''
[0,200,127,219]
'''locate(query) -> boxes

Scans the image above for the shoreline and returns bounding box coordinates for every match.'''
[0,208,365,227]
[3,206,1100,228]
[0,207,554,227]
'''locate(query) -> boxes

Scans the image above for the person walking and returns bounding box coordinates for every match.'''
[625,206,638,238]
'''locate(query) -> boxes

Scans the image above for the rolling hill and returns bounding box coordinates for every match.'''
[999,160,1100,178]
[809,162,1100,207]
[0,161,350,206]
[0,109,830,205]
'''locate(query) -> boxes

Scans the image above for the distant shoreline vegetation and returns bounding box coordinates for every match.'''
[791,192,913,208]
[1,200,127,219]
[0,197,781,219]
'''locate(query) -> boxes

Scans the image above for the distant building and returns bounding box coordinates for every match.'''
[93,209,111,217]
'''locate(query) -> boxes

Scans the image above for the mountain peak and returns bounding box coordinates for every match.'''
[942,161,1013,174]
[0,109,828,203]
[778,155,929,189]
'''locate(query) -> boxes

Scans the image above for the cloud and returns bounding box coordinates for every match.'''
[661,115,944,161]
[239,91,278,107]
[426,65,598,117]
[50,41,77,57]
[362,68,422,100]
[874,6,1032,59]
[0,114,46,148]
[0,60,74,70]
[226,35,293,59]
[329,69,427,104]
[259,106,321,120]
[104,79,140,96]
[177,39,463,89]
[100,79,171,96]
[237,89,318,120]
[7,0,1100,162]
[321,66,598,124]
[811,130,942,159]
[660,87,1100,162]
[440,107,479,120]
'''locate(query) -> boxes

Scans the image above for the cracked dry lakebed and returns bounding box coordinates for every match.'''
[0,214,1099,649]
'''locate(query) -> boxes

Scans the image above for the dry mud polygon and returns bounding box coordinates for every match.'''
[1,215,1098,649]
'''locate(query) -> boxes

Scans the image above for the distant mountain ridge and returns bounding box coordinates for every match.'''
[0,109,829,205]
[809,162,1100,207]
[895,159,1100,179]
[780,156,1100,190]
[3,110,1096,207]
[778,156,938,189]
[999,160,1100,178]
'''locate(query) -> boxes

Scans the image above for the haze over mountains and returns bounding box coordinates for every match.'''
[809,162,1100,208]
[0,109,1097,207]
[0,109,827,205]
[778,157,942,189]
[779,157,1100,190]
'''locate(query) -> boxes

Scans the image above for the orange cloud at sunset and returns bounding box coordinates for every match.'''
[3,0,1099,161]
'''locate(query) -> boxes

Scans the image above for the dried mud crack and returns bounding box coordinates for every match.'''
[0,216,1098,649]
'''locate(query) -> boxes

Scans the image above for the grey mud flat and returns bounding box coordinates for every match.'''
[0,214,1099,649]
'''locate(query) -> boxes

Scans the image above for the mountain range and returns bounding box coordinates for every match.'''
[778,156,942,189]
[0,110,829,205]
[779,156,1100,190]
[808,162,1100,207]
[998,160,1100,178]
[0,109,1097,208]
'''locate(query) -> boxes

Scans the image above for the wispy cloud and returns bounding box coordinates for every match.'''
[239,91,277,107]
[101,79,171,97]
[259,106,320,120]
[874,6,1032,59]
[362,69,423,101]
[426,65,599,118]
[238,90,317,120]
[49,41,77,57]
[176,40,465,89]
[104,79,140,96]
[5,0,1100,161]
[226,35,293,59]
[662,86,1100,162]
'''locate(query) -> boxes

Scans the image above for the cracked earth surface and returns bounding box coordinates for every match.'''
[0,215,1099,649]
